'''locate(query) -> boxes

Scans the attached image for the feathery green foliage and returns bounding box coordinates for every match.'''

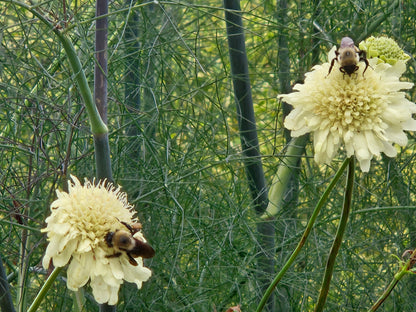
[1,1,416,311]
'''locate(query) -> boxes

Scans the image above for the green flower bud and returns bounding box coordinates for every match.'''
[359,36,410,65]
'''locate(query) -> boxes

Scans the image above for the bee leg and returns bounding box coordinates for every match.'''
[358,50,371,76]
[361,58,370,76]
[358,50,367,60]
[120,221,134,234]
[106,252,122,259]
[126,253,138,266]
[327,57,337,77]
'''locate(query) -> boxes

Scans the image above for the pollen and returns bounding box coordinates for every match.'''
[315,68,386,135]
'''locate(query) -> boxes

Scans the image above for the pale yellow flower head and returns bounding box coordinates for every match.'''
[359,36,410,65]
[42,175,152,305]
[280,47,416,172]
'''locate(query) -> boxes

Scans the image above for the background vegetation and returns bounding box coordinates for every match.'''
[1,0,416,311]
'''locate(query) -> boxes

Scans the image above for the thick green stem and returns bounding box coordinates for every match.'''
[0,254,16,312]
[314,157,355,312]
[94,2,114,310]
[223,1,274,310]
[60,34,108,135]
[277,0,292,144]
[223,0,268,214]
[262,135,308,219]
[256,158,350,312]
[94,0,113,183]
[27,267,63,312]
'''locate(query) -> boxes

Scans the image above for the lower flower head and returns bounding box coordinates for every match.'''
[280,45,416,172]
[42,175,153,305]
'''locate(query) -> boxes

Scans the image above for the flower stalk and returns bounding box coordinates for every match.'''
[94,0,112,186]
[27,267,63,312]
[256,157,350,312]
[314,157,355,311]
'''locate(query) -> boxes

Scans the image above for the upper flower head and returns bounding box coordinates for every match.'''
[359,36,410,65]
[280,42,416,172]
[42,175,153,305]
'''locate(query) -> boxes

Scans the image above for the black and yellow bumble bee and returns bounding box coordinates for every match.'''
[105,221,155,266]
[328,37,369,77]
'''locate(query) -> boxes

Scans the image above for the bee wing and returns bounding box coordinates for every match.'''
[131,239,155,259]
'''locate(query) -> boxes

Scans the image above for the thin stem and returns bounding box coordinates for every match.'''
[27,267,63,312]
[368,248,416,311]
[256,158,350,312]
[314,157,355,312]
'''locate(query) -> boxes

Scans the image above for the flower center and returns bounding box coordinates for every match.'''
[314,71,387,135]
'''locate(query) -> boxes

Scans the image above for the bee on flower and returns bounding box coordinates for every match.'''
[279,36,416,172]
[42,175,154,305]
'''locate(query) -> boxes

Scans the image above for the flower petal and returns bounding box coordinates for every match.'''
[67,253,91,290]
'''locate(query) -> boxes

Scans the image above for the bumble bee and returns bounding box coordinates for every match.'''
[328,37,369,77]
[105,221,155,266]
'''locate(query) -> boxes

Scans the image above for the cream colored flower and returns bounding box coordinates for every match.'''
[42,175,153,305]
[280,48,416,172]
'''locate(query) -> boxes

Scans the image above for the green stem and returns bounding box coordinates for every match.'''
[27,267,63,312]
[0,0,108,135]
[368,248,416,311]
[314,157,355,312]
[261,135,308,219]
[99,303,117,312]
[59,34,108,135]
[256,157,350,312]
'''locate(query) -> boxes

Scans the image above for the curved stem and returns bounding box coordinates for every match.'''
[256,158,350,312]
[368,278,401,312]
[27,267,63,312]
[368,248,416,311]
[314,157,355,312]
[0,0,108,135]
